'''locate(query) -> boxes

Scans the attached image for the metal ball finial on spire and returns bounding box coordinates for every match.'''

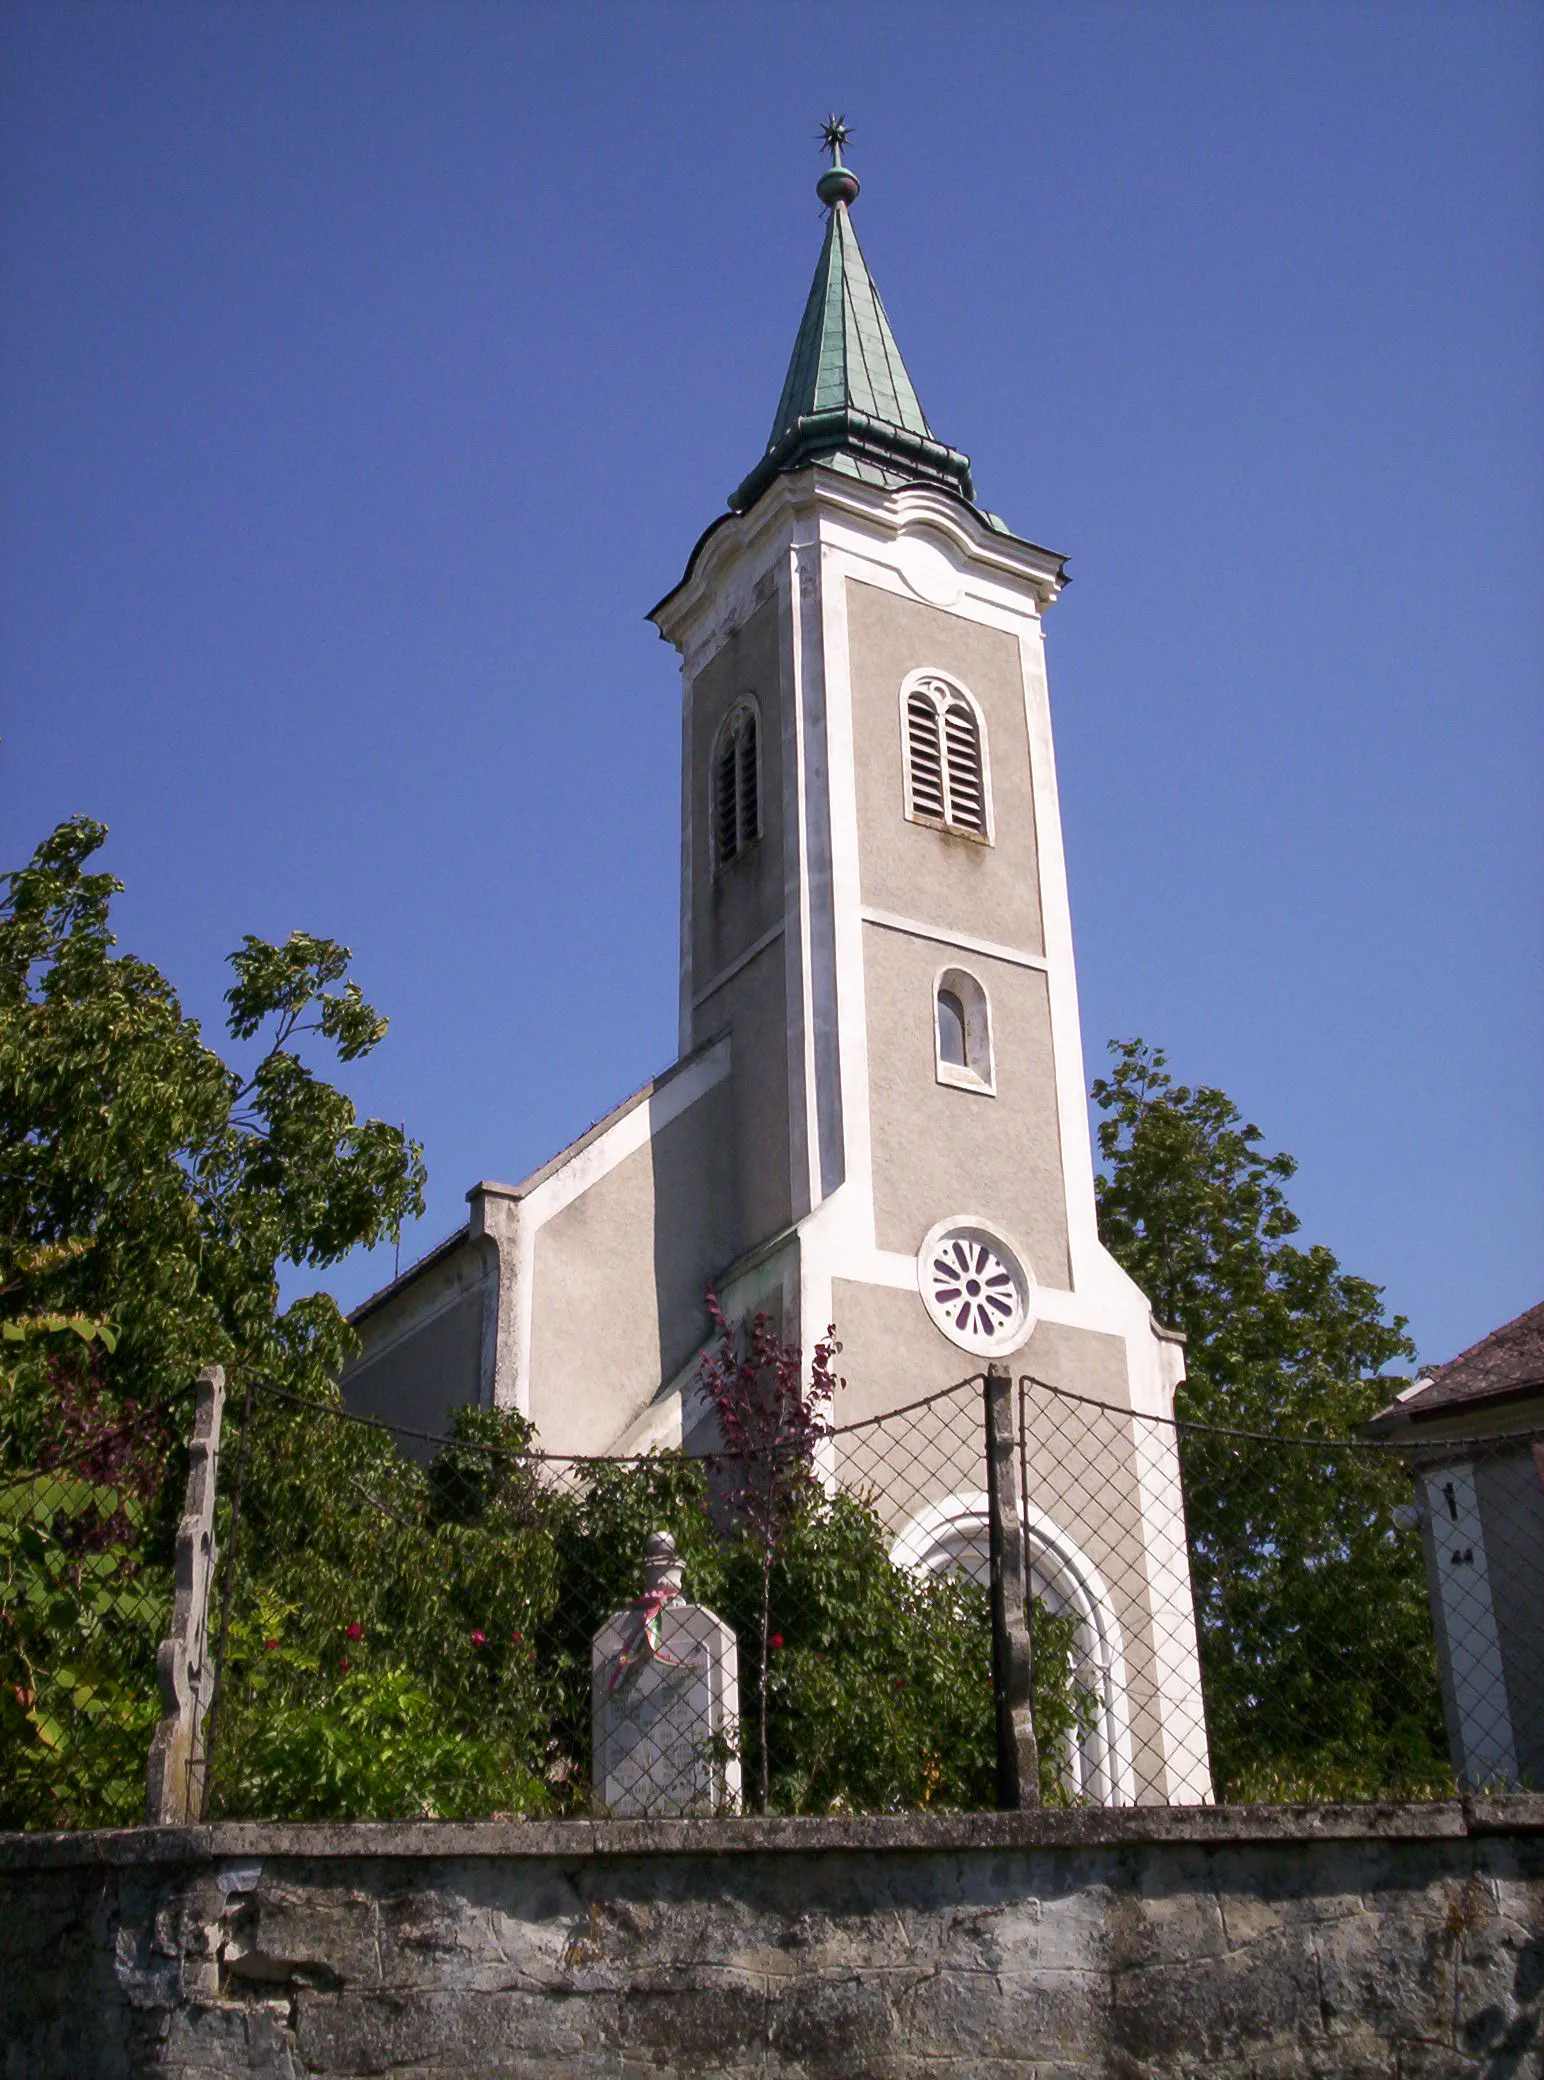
[816,114,860,209]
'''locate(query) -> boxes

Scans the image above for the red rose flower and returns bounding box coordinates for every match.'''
[339,1657,352,1674]
[470,1629,487,1646]
[768,1635,784,1651]
[511,1630,523,1643]
[263,1638,280,1652]
[344,1622,363,1641]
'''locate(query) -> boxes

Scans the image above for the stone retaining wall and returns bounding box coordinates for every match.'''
[3,1802,1542,2077]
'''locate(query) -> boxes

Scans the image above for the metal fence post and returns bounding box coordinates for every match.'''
[145,1365,225,1825]
[984,1363,1039,1807]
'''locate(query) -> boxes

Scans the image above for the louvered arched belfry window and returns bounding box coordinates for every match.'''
[902,673,991,840]
[712,699,761,871]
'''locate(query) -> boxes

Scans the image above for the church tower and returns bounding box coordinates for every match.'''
[343,132,1211,1801]
[651,132,1179,1437]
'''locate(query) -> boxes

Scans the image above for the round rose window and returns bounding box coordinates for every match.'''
[917,1219,1035,1357]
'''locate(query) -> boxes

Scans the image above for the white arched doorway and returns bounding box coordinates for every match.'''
[890,1491,1136,1806]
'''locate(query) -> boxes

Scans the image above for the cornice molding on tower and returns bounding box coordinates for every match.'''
[650,468,1067,668]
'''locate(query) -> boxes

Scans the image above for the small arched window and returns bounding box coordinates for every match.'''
[902,674,991,840]
[937,987,967,1068]
[934,967,994,1093]
[712,700,760,870]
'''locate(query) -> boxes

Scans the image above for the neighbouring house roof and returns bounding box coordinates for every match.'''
[1368,1300,1544,1429]
[728,146,976,516]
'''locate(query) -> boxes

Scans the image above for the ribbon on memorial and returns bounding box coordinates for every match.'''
[606,1582,691,1693]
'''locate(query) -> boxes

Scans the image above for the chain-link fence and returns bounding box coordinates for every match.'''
[4,1357,1539,1828]
[1019,1378,1544,1805]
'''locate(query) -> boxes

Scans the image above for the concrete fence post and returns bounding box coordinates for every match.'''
[984,1362,1039,1808]
[145,1365,225,1824]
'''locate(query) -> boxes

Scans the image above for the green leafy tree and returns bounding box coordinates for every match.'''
[728,1489,993,1814]
[0,815,426,1412]
[0,815,425,1823]
[1091,1038,1448,1798]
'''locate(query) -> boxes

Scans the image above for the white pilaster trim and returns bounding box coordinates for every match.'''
[467,1189,523,1416]
[783,540,818,1221]
[678,662,695,1056]
[795,533,882,1359]
[1127,1410,1216,1801]
[802,541,845,1202]
[1016,615,1103,1287]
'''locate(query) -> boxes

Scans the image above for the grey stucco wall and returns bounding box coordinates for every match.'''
[4,1804,1540,2078]
[687,938,792,1261]
[686,591,795,1253]
[846,577,1045,956]
[717,938,793,1252]
[342,1240,488,1445]
[861,926,1071,1283]
[689,593,786,1021]
[526,1078,735,1457]
[828,1284,1129,1432]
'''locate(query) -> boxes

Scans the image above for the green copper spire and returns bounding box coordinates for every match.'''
[730,123,975,514]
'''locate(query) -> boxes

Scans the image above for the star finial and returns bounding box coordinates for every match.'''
[820,114,851,166]
[815,117,860,210]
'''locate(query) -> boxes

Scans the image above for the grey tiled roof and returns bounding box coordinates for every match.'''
[1384,1300,1544,1421]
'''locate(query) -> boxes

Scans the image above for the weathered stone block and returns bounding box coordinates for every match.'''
[223,1875,381,1992]
[899,1960,1106,2060]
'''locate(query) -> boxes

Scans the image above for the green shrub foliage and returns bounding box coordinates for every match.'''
[206,1394,1024,1820]
[0,1334,174,1827]
[208,1398,559,1821]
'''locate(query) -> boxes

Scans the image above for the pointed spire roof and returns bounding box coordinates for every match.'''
[730,126,976,514]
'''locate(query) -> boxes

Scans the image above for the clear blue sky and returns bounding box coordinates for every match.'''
[3,3,1540,1372]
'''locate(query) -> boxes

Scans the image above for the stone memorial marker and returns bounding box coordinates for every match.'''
[592,1530,741,1816]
